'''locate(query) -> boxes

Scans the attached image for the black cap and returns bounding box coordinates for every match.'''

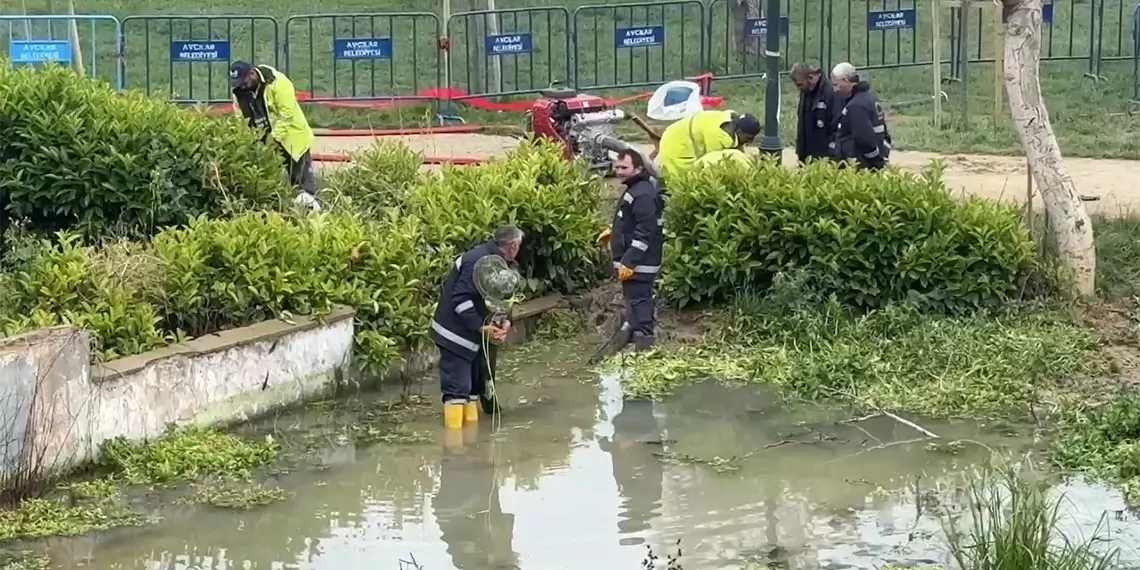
[736,113,761,137]
[229,61,253,88]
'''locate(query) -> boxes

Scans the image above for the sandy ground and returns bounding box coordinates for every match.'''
[313,133,1140,217]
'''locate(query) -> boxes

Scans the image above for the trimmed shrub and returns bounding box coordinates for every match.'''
[404,139,606,294]
[661,157,1039,313]
[152,211,444,375]
[0,64,291,239]
[0,140,607,370]
[0,234,167,360]
[321,139,425,215]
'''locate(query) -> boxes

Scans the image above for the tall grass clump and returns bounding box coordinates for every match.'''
[943,466,1120,570]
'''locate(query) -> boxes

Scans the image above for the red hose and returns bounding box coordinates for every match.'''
[312,152,483,165]
[205,83,725,115]
[312,125,483,136]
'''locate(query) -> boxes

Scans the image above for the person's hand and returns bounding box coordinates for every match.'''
[481,324,508,343]
[596,227,612,245]
[618,265,634,281]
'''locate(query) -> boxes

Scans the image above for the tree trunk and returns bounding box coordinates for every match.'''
[67,0,86,76]
[732,0,762,63]
[1001,0,1096,296]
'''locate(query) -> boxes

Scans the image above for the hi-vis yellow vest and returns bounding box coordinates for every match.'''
[656,110,738,178]
[695,148,752,168]
[231,65,315,161]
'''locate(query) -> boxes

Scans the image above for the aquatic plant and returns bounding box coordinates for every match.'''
[608,273,1106,418]
[1050,392,1140,507]
[97,425,279,486]
[182,483,290,510]
[942,466,1120,570]
[0,478,144,541]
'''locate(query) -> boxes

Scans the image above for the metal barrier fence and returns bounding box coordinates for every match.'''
[445,7,571,98]
[572,1,706,90]
[16,2,1137,103]
[284,13,441,102]
[946,0,1138,81]
[120,15,278,103]
[2,15,122,89]
[1131,4,1140,104]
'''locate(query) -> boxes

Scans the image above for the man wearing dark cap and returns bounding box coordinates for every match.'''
[655,109,761,179]
[229,61,317,199]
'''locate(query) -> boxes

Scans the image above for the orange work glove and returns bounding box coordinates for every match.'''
[618,265,634,281]
[596,227,612,245]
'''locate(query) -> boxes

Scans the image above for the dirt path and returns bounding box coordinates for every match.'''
[314,134,1140,217]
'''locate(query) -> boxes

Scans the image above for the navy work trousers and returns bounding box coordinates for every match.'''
[621,279,656,337]
[438,344,497,402]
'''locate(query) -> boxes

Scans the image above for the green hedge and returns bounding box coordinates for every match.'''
[0,64,290,239]
[327,138,606,294]
[0,140,605,372]
[661,157,1040,313]
[404,140,605,294]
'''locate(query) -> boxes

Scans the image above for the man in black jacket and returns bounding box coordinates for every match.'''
[829,62,892,171]
[792,62,838,165]
[597,149,665,352]
[430,226,523,429]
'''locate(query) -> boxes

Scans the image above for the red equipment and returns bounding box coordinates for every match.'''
[525,84,660,172]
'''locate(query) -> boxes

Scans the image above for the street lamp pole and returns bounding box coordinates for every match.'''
[758,0,782,158]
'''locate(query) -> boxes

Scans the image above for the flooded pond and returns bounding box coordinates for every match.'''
[35,341,1140,569]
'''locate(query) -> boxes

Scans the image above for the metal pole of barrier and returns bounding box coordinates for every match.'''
[992,3,1002,125]
[957,0,971,131]
[758,0,782,157]
[932,0,942,129]
[1132,4,1140,105]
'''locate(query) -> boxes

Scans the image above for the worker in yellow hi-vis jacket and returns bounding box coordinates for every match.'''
[229,60,317,202]
[655,110,760,179]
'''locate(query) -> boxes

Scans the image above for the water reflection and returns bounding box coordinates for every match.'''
[595,373,664,545]
[433,438,518,570]
[26,342,1140,570]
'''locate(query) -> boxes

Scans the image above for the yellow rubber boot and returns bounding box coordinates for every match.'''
[444,428,464,450]
[462,423,479,445]
[464,400,480,424]
[443,401,465,430]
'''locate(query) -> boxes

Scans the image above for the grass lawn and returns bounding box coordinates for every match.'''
[9,0,1140,158]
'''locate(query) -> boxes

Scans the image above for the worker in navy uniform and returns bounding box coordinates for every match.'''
[433,440,517,569]
[828,62,892,171]
[791,61,838,165]
[430,225,523,431]
[596,149,665,352]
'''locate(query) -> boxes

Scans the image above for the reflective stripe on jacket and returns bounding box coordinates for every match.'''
[429,241,500,359]
[609,172,664,282]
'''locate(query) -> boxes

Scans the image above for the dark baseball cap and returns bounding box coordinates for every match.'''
[736,113,762,137]
[229,61,253,88]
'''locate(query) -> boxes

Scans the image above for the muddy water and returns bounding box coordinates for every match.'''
[42,341,1140,569]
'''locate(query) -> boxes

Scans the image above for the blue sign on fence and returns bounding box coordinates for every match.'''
[333,38,393,60]
[867,10,917,30]
[744,17,790,38]
[1001,3,1053,24]
[615,26,665,48]
[170,41,231,62]
[8,40,73,64]
[485,33,533,55]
